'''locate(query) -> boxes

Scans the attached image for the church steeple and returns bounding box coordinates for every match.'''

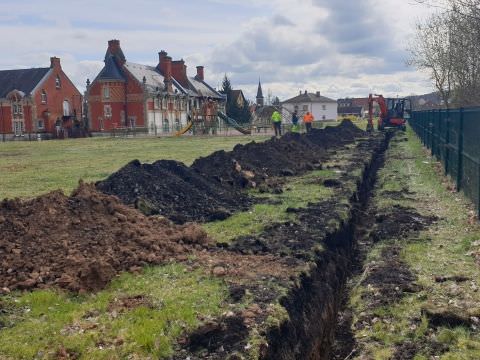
[256,79,264,107]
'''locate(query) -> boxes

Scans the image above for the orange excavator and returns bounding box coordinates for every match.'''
[367,94,411,132]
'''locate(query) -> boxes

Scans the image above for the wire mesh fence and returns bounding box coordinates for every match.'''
[410,108,480,216]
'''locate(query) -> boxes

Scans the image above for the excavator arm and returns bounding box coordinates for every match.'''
[367,94,388,132]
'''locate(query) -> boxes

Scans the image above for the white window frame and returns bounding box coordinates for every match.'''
[37,119,44,129]
[63,100,71,116]
[104,105,112,118]
[302,104,308,111]
[41,90,47,104]
[322,104,326,110]
[55,76,61,89]
[103,86,110,99]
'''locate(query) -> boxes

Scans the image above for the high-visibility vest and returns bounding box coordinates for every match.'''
[303,113,314,123]
[271,111,282,123]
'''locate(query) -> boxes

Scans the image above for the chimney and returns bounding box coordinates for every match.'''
[106,39,126,65]
[196,66,204,81]
[172,59,188,88]
[163,56,173,92]
[158,50,168,72]
[316,91,320,97]
[50,57,61,69]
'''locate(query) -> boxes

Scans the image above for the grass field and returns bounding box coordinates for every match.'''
[0,135,268,200]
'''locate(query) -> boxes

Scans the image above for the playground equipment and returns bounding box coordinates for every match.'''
[217,111,252,135]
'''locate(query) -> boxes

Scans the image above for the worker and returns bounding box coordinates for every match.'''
[271,109,282,136]
[303,111,314,133]
[291,111,300,133]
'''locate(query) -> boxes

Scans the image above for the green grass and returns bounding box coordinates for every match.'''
[0,264,228,359]
[203,169,336,243]
[0,135,268,199]
[348,128,480,358]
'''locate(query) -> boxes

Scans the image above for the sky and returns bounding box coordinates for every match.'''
[0,0,435,101]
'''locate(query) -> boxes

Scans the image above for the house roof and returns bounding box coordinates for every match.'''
[338,106,364,115]
[0,67,50,98]
[97,55,126,82]
[124,62,165,91]
[282,92,336,104]
[231,89,245,102]
[187,77,224,99]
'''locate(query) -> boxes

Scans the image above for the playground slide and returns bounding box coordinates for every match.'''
[175,121,193,136]
[217,111,251,135]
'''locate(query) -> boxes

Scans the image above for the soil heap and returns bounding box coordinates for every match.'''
[0,183,208,293]
[96,160,251,224]
[96,120,366,223]
[192,120,366,188]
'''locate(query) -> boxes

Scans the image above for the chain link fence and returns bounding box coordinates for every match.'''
[410,108,480,216]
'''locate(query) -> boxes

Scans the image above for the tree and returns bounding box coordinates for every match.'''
[408,0,480,107]
[220,74,252,124]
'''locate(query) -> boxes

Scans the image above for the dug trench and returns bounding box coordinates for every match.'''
[169,132,393,359]
[258,133,392,359]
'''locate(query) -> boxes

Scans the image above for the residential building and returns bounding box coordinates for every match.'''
[0,57,83,140]
[231,90,247,108]
[86,40,225,135]
[337,98,364,117]
[281,91,337,122]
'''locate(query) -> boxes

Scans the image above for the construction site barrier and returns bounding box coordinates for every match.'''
[410,108,480,217]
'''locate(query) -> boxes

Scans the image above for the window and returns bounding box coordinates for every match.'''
[129,116,136,128]
[294,105,299,111]
[37,120,44,129]
[322,115,326,120]
[322,105,326,110]
[55,76,61,89]
[99,117,104,130]
[103,86,110,99]
[302,105,308,111]
[63,100,71,116]
[104,105,112,118]
[41,90,47,104]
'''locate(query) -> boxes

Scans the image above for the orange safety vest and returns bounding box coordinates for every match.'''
[303,113,314,123]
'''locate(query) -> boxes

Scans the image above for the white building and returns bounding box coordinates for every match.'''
[281,91,337,122]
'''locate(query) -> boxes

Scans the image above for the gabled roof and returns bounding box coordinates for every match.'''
[187,77,224,99]
[282,92,337,104]
[231,89,246,103]
[124,62,166,91]
[0,67,50,98]
[97,55,125,82]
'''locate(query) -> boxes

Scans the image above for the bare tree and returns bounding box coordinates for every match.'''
[409,0,480,107]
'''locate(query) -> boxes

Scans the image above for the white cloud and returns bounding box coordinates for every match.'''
[0,0,435,100]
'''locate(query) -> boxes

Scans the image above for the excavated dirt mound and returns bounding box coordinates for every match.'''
[192,120,365,189]
[0,182,208,293]
[96,160,250,224]
[96,120,365,223]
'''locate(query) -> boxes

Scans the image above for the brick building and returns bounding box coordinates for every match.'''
[0,58,83,140]
[86,40,225,134]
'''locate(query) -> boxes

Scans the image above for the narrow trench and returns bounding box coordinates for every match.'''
[263,132,392,360]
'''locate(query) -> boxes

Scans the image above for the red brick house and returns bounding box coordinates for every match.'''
[0,57,83,140]
[86,40,225,134]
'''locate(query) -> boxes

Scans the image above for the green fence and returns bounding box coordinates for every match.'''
[410,108,480,215]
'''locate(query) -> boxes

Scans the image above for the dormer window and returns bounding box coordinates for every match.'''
[55,76,61,89]
[41,90,47,104]
[103,86,110,99]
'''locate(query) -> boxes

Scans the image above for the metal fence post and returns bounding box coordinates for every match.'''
[457,108,464,191]
[445,109,450,175]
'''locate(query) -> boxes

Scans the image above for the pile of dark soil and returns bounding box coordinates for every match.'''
[96,160,250,224]
[0,182,208,293]
[373,205,437,241]
[97,120,365,223]
[192,120,365,189]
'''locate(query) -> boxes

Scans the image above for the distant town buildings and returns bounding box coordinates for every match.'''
[86,40,225,134]
[0,57,83,140]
